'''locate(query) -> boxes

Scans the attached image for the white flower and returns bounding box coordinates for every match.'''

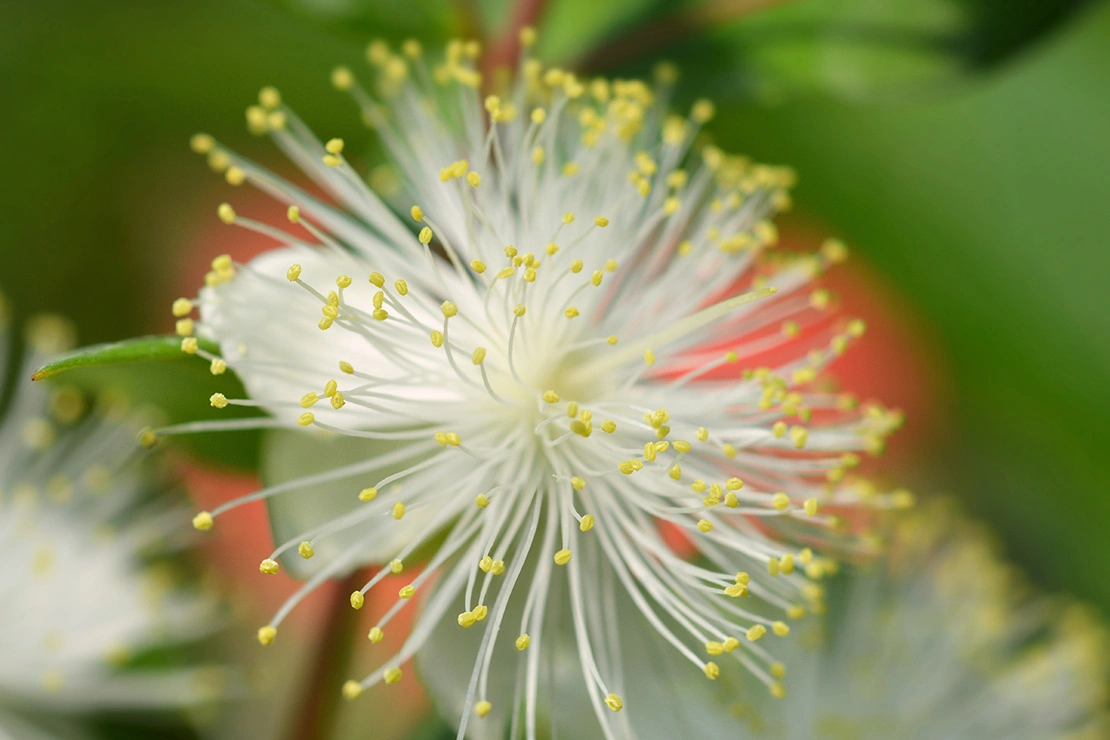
[173,35,904,739]
[0,303,220,737]
[738,501,1109,739]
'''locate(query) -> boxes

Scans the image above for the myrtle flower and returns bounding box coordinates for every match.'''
[171,34,904,738]
[1,299,220,737]
[734,501,1109,739]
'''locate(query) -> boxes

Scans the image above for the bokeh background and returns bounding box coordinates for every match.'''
[3,0,1108,737]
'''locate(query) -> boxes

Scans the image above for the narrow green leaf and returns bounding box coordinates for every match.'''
[31,335,219,381]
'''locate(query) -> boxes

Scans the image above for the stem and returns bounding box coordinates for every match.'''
[481,0,552,82]
[287,568,372,740]
[572,0,790,73]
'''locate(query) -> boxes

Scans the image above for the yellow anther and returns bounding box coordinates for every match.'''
[768,557,781,576]
[358,487,378,502]
[389,559,403,575]
[789,426,808,449]
[747,624,767,642]
[601,420,616,434]
[209,358,227,375]
[297,412,314,426]
[470,259,487,274]
[225,166,246,186]
[577,514,595,533]
[667,464,681,480]
[804,498,819,517]
[257,626,277,646]
[322,154,342,168]
[724,477,743,491]
[724,492,739,508]
[430,330,444,348]
[410,205,424,222]
[719,637,739,654]
[350,591,364,609]
[457,610,477,628]
[398,584,416,599]
[724,584,748,598]
[511,304,526,319]
[772,421,787,438]
[821,238,849,263]
[392,502,406,520]
[569,476,586,491]
[171,298,193,318]
[553,549,572,566]
[472,604,489,622]
[564,307,579,319]
[705,641,724,656]
[342,680,363,701]
[419,226,433,244]
[441,301,458,318]
[190,133,215,154]
[524,267,537,282]
[466,171,481,187]
[786,605,806,620]
[181,337,198,355]
[589,270,604,287]
[531,146,545,165]
[175,318,195,337]
[473,493,489,508]
[445,432,461,446]
[209,393,228,409]
[331,65,354,90]
[516,634,531,651]
[324,138,344,156]
[770,662,786,679]
[703,662,720,680]
[770,683,786,699]
[323,379,338,397]
[605,694,623,712]
[772,493,790,511]
[772,621,790,637]
[562,212,575,224]
[368,627,384,643]
[722,443,737,458]
[643,349,655,366]
[383,668,402,685]
[286,264,302,282]
[298,541,315,559]
[569,259,583,273]
[192,511,214,531]
[472,347,486,365]
[300,392,319,408]
[479,556,493,573]
[474,700,492,718]
[847,318,866,337]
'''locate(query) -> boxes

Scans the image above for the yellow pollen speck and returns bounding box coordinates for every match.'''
[554,549,572,566]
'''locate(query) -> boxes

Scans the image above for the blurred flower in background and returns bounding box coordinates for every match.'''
[736,500,1110,739]
[0,298,225,738]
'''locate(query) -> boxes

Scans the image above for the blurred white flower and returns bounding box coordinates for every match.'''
[172,34,905,738]
[1,300,221,737]
[734,501,1109,739]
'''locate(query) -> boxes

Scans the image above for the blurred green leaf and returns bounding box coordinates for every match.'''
[574,0,1091,101]
[31,335,218,381]
[40,351,263,472]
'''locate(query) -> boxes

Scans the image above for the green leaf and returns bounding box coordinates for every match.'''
[33,338,263,471]
[574,0,1091,101]
[31,335,219,381]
